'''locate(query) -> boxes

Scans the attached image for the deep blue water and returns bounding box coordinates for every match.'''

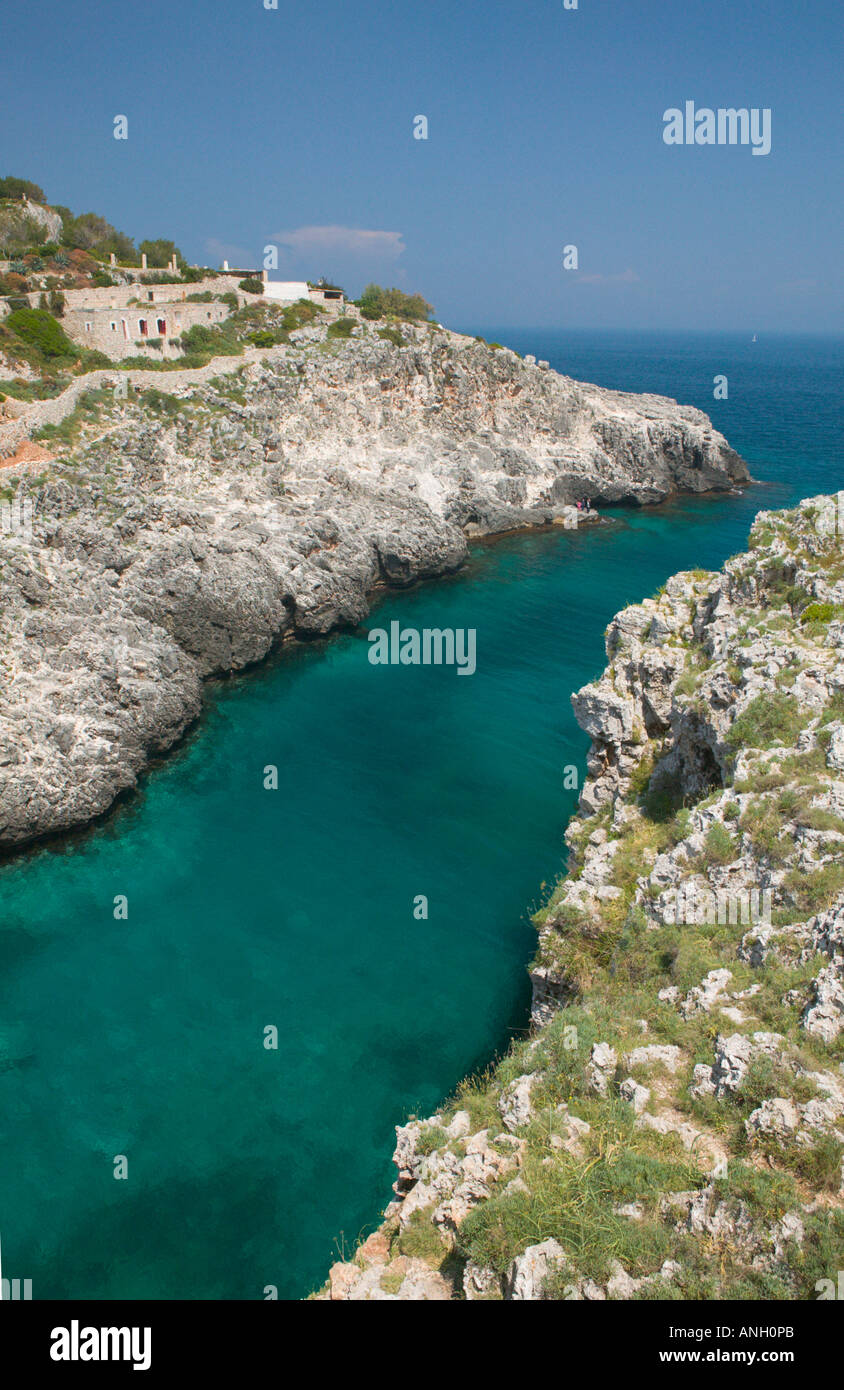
[0,332,841,1299]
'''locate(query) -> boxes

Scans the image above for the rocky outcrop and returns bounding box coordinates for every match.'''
[0,198,63,253]
[0,324,747,849]
[321,496,844,1301]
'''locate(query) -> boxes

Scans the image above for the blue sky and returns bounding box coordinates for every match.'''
[2,0,841,330]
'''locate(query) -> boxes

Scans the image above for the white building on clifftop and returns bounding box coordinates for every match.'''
[262,279,310,301]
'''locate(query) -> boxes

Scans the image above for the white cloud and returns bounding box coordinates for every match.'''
[574,268,641,286]
[269,226,406,259]
[776,278,819,295]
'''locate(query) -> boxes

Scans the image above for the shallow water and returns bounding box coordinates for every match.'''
[0,331,841,1298]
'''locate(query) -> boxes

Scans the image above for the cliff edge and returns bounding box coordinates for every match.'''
[321,494,844,1301]
[0,325,747,848]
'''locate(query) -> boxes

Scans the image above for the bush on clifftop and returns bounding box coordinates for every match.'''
[5,307,76,359]
[0,175,46,203]
[355,283,434,322]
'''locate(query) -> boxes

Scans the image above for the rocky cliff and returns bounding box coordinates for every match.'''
[0,197,63,253]
[321,495,844,1301]
[0,323,747,848]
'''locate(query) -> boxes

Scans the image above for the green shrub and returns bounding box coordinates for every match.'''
[734,1056,816,1117]
[178,323,241,357]
[327,317,354,339]
[396,1208,448,1264]
[766,1132,843,1192]
[62,211,116,252]
[702,821,735,866]
[377,327,404,347]
[739,800,790,864]
[139,271,182,286]
[783,861,844,915]
[460,1132,692,1283]
[141,388,181,417]
[5,307,75,358]
[238,277,263,294]
[355,283,434,322]
[288,298,320,324]
[138,238,183,269]
[0,176,46,202]
[726,691,804,753]
[800,602,835,625]
[415,1126,449,1156]
[785,1208,844,1300]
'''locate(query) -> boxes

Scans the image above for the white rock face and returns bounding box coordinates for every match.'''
[680,969,733,1018]
[498,1074,537,1132]
[445,1109,472,1140]
[0,333,748,848]
[626,1044,684,1074]
[0,197,63,246]
[504,1239,567,1300]
[826,724,844,772]
[619,1077,651,1113]
[745,1098,800,1143]
[586,1042,618,1094]
[691,1032,783,1100]
[463,1262,500,1300]
[801,965,844,1043]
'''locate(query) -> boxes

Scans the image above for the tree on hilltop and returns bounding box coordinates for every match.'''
[356,283,434,322]
[56,211,135,263]
[139,238,184,268]
[0,175,46,203]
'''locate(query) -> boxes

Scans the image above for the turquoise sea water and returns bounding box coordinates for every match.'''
[0,332,841,1299]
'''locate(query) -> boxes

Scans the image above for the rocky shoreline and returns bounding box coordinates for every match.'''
[0,322,747,849]
[321,494,844,1301]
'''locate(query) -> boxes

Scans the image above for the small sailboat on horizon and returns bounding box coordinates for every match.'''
[751,333,757,343]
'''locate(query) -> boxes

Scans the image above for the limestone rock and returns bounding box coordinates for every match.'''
[619,1077,651,1113]
[498,1074,538,1132]
[745,1098,800,1144]
[801,965,844,1043]
[0,332,748,848]
[504,1238,567,1300]
[463,1262,501,1300]
[586,1042,617,1094]
[680,969,733,1018]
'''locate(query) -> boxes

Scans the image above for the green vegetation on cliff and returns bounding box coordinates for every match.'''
[355,283,434,322]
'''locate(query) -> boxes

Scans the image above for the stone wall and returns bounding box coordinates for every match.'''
[63,299,232,359]
[0,343,291,459]
[3,275,247,314]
